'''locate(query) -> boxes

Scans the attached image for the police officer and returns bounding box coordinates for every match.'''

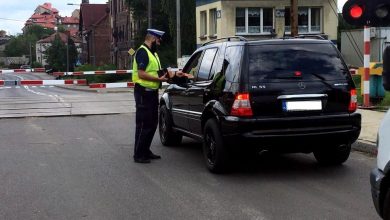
[132,29,167,163]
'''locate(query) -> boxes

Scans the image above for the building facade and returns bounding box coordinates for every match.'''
[36,32,82,67]
[24,3,60,31]
[195,0,338,46]
[79,3,111,66]
[110,0,130,69]
[341,27,390,67]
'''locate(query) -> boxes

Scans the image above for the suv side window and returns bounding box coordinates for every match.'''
[183,51,203,78]
[197,48,218,81]
[224,46,243,82]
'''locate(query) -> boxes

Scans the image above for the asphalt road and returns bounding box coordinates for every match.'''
[0,114,379,220]
[0,72,135,118]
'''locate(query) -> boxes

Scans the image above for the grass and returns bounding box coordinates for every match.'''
[352,75,389,110]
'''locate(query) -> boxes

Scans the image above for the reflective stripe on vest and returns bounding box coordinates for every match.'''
[132,45,161,89]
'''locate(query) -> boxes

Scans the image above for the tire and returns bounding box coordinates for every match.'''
[159,105,182,146]
[203,118,230,173]
[384,189,390,220]
[313,143,351,165]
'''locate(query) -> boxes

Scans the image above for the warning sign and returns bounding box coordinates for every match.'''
[128,48,136,56]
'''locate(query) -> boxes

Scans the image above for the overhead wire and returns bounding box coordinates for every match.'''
[327,0,364,64]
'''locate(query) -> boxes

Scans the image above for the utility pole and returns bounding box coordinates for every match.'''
[66,38,69,73]
[148,0,152,28]
[290,0,298,37]
[176,0,181,59]
[29,41,32,66]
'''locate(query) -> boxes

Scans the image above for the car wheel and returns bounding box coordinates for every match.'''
[203,118,230,173]
[383,188,390,220]
[159,105,182,146]
[313,144,351,165]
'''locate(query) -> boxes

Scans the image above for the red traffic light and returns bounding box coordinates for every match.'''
[343,0,390,27]
[350,5,364,18]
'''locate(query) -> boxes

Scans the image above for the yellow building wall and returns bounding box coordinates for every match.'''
[196,0,338,45]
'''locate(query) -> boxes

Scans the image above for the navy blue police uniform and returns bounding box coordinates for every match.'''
[132,29,165,163]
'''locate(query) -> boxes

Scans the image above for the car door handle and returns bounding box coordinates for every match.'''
[186,91,195,95]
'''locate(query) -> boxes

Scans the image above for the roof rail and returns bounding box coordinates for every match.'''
[294,35,327,40]
[201,36,247,46]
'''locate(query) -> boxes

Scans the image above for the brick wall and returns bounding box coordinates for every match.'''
[90,16,111,66]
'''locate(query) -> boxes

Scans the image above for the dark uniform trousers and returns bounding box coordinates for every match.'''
[133,83,159,159]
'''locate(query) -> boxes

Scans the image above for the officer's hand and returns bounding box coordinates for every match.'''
[175,71,185,77]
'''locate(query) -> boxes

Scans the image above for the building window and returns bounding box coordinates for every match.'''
[209,9,217,37]
[200,11,207,37]
[235,8,274,34]
[285,7,322,33]
[236,8,245,33]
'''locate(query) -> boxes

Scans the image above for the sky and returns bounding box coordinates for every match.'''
[0,0,108,35]
[0,0,348,35]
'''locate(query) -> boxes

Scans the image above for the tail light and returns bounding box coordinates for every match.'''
[231,93,253,117]
[349,89,358,112]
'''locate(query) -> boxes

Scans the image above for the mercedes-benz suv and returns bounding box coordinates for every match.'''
[159,37,361,173]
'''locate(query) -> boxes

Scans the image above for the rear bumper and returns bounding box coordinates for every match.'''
[370,168,386,217]
[220,112,361,147]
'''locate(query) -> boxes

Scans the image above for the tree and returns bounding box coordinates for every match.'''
[161,0,196,56]
[4,25,55,62]
[45,35,78,71]
[0,30,6,37]
[125,0,196,67]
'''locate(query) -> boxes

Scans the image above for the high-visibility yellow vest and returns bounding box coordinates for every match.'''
[132,45,161,89]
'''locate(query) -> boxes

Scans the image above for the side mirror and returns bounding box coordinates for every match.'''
[383,46,390,91]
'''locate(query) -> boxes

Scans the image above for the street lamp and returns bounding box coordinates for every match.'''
[67,3,80,6]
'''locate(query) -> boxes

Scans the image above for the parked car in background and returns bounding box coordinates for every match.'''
[158,36,361,173]
[371,46,390,220]
[20,65,31,69]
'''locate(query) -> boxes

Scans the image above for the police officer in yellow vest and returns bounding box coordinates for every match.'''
[132,29,167,163]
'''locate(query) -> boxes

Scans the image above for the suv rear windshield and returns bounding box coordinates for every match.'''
[248,43,348,81]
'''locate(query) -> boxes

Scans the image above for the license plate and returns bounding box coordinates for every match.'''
[282,100,322,111]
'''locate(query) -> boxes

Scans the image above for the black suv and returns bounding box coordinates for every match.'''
[159,37,361,173]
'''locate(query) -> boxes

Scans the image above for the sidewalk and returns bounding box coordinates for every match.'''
[354,109,386,155]
[56,85,385,155]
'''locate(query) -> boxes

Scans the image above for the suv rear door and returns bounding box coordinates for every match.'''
[245,42,353,117]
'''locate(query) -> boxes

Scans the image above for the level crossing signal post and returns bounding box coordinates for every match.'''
[342,0,390,108]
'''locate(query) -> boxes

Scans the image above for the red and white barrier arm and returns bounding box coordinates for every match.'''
[89,82,134,89]
[0,68,46,74]
[0,79,87,86]
[54,70,132,76]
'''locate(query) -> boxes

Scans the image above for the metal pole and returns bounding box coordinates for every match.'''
[148,0,152,28]
[363,26,371,107]
[290,0,298,37]
[176,0,181,59]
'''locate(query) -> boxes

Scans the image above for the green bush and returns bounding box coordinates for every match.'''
[72,64,132,83]
[32,61,43,68]
[75,64,118,71]
[64,63,131,84]
[63,74,132,84]
[74,64,96,71]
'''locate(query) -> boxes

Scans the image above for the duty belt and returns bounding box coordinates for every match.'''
[135,83,158,92]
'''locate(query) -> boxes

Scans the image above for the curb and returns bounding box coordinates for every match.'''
[353,140,377,156]
[55,85,133,93]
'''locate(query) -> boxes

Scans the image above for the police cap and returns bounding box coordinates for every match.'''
[147,29,165,39]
